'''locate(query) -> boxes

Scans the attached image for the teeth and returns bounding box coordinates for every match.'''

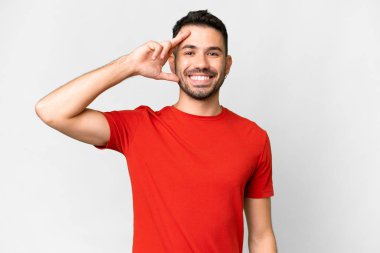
[190,75,210,81]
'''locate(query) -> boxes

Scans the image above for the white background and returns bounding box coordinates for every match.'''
[1,0,379,252]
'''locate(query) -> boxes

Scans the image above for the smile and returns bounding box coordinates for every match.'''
[189,75,212,80]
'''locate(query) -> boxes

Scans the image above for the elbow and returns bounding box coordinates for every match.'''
[35,100,53,124]
[35,100,44,120]
[249,231,277,253]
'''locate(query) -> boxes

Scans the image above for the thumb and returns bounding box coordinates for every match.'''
[156,71,179,83]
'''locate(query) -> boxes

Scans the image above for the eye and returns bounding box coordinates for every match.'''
[208,52,219,56]
[184,51,194,56]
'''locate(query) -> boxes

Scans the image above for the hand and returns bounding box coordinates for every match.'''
[127,30,191,82]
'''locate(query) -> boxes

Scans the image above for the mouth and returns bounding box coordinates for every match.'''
[187,74,214,86]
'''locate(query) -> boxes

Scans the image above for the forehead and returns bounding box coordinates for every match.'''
[177,25,225,52]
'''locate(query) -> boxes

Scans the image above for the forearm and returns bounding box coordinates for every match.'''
[249,232,277,253]
[35,54,135,121]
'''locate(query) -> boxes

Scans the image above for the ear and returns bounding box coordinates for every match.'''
[169,53,176,74]
[225,55,232,75]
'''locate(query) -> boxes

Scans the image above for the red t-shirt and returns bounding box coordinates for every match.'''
[94,105,274,253]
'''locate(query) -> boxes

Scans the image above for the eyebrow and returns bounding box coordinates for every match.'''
[180,44,224,53]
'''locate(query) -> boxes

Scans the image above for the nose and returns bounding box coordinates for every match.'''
[193,53,210,70]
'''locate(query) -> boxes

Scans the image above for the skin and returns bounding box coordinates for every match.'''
[168,25,232,116]
[127,24,232,116]
[245,197,278,252]
[127,26,277,252]
[35,23,276,253]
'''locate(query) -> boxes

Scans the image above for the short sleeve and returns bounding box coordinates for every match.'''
[244,132,274,198]
[93,106,144,154]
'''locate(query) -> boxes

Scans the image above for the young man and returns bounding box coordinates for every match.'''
[35,10,277,253]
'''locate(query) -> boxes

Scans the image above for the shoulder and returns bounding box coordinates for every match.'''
[107,105,153,123]
[133,105,153,111]
[226,108,268,138]
[115,104,153,115]
[116,105,169,121]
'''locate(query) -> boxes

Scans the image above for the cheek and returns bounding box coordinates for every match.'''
[175,60,191,73]
[210,59,225,68]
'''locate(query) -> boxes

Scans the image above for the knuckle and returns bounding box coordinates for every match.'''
[148,40,160,47]
[154,43,163,50]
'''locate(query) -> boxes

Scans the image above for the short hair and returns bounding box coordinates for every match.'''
[172,10,228,55]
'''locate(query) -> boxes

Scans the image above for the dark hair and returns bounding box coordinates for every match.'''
[172,10,228,55]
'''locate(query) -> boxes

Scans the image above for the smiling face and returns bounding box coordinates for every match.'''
[169,25,232,100]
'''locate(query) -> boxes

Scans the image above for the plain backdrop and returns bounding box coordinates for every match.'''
[1,0,379,252]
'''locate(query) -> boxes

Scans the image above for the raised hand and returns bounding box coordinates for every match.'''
[127,30,191,82]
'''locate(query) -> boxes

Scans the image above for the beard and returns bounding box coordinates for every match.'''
[175,66,226,101]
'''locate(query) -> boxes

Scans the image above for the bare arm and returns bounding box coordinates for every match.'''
[35,56,136,147]
[35,30,191,147]
[244,197,278,253]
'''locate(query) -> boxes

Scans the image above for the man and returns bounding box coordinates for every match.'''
[35,10,277,253]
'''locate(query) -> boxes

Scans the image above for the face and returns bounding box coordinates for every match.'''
[169,25,232,100]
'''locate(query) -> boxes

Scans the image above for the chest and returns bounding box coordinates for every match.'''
[130,120,261,193]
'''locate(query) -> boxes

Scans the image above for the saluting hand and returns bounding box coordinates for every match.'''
[127,30,191,82]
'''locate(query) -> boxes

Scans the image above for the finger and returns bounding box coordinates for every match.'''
[168,47,175,56]
[160,41,172,59]
[170,30,191,48]
[156,71,179,82]
[148,41,163,60]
